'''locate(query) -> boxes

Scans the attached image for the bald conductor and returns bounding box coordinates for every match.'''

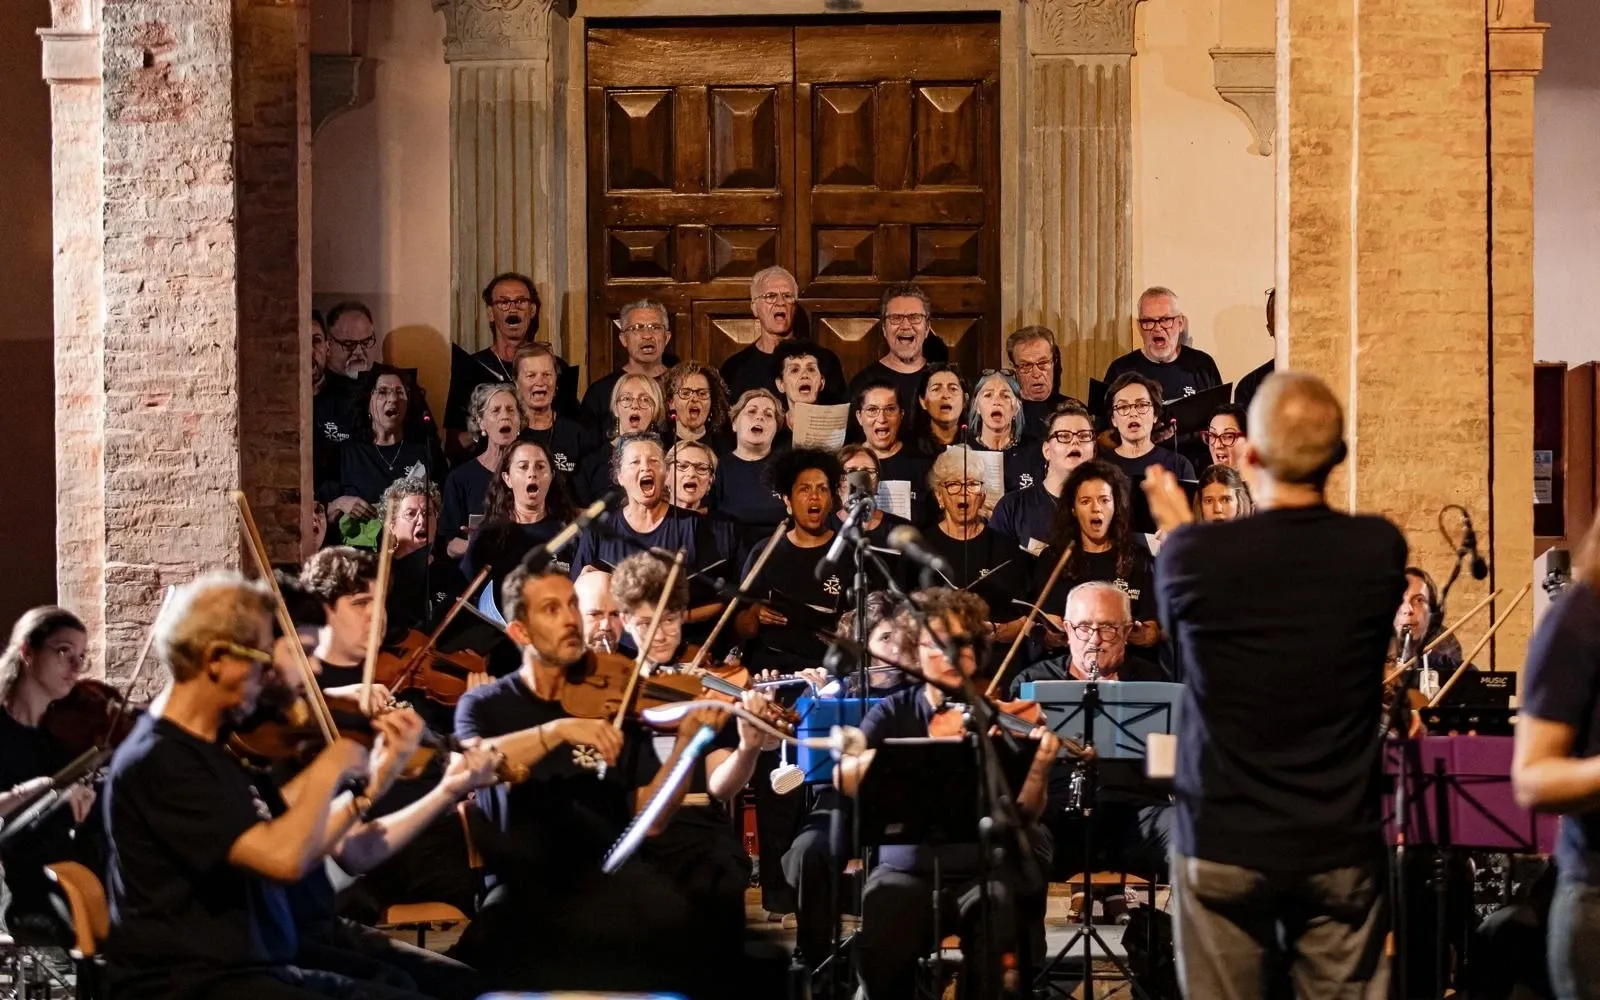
[1142,371,1408,1000]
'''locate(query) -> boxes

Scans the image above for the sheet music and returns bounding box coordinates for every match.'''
[790,402,850,450]
[1022,537,1048,556]
[875,480,913,520]
[967,449,1004,501]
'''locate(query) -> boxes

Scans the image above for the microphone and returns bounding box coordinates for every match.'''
[521,495,612,573]
[816,469,877,580]
[1460,511,1489,581]
[829,724,867,760]
[886,524,955,582]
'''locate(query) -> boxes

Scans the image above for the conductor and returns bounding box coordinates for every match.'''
[1142,371,1407,999]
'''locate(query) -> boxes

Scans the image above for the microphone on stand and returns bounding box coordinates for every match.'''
[886,524,955,583]
[521,494,614,573]
[817,469,877,581]
[1460,511,1489,581]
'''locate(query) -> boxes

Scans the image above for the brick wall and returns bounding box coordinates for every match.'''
[99,0,242,669]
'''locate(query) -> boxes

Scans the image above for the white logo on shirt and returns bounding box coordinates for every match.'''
[1018,473,1035,489]
[404,460,426,480]
[321,421,350,443]
[822,575,841,597]
[554,453,576,473]
[1115,578,1141,602]
[1182,387,1196,397]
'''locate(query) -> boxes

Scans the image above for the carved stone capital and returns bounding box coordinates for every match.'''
[1210,47,1275,156]
[433,0,562,63]
[311,54,370,136]
[38,28,99,84]
[1029,0,1146,57]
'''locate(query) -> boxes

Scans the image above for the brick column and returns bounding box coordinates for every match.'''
[1018,0,1144,397]
[1281,0,1536,667]
[42,0,312,672]
[1487,0,1547,664]
[434,0,568,355]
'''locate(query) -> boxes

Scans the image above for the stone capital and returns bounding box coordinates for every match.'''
[1028,0,1146,57]
[1210,47,1275,156]
[38,27,100,85]
[433,0,562,63]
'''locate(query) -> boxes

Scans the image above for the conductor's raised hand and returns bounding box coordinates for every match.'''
[1141,466,1194,534]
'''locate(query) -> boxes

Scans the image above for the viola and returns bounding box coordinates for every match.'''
[373,629,489,707]
[40,679,146,758]
[552,650,795,736]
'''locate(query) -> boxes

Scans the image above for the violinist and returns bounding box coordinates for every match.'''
[101,573,444,999]
[296,547,481,918]
[450,560,728,994]
[0,606,98,946]
[611,552,774,949]
[1007,582,1171,904]
[835,588,1059,999]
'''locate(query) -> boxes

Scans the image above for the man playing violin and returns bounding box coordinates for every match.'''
[611,552,776,952]
[451,559,731,995]
[102,572,494,1000]
[837,587,1061,999]
[1008,581,1172,910]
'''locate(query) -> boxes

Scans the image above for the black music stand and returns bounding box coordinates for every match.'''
[1021,679,1182,1000]
[856,736,1038,998]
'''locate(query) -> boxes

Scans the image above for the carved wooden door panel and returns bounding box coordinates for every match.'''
[586,25,794,376]
[586,19,1001,380]
[793,22,1001,375]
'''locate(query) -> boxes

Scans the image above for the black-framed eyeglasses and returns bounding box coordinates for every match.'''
[492,297,533,311]
[884,313,928,328]
[623,322,668,335]
[1201,430,1245,446]
[331,334,377,352]
[1137,316,1182,331]
[1013,359,1053,376]
[1048,429,1095,445]
[1112,400,1154,416]
[674,387,712,401]
[1068,622,1130,642]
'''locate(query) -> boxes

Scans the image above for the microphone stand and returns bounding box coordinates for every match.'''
[1387,627,1416,1000]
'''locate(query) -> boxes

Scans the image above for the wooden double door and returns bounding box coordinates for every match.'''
[585,18,1001,383]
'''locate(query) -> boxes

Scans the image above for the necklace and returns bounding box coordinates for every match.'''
[375,442,405,472]
[483,350,514,383]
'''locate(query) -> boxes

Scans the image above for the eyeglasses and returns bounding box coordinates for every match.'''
[1013,359,1053,376]
[884,313,928,328]
[373,386,409,400]
[1201,430,1245,446]
[755,291,797,305]
[843,465,878,482]
[674,387,711,401]
[492,297,533,311]
[214,641,275,664]
[623,322,667,335]
[1137,315,1182,331]
[1112,400,1153,416]
[940,479,984,495]
[1048,429,1095,445]
[331,334,377,352]
[616,394,653,409]
[673,461,713,476]
[1068,622,1130,642]
[859,405,900,419]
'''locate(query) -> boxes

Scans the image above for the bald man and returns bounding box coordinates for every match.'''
[1142,371,1407,1000]
[573,567,624,654]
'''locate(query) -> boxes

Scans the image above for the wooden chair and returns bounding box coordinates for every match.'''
[376,802,482,949]
[45,861,110,999]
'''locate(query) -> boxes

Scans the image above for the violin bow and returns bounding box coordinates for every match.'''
[232,491,338,745]
[1424,582,1530,709]
[1382,586,1502,687]
[985,542,1073,699]
[359,507,396,716]
[611,551,687,730]
[99,585,175,746]
[682,523,785,676]
[389,568,492,694]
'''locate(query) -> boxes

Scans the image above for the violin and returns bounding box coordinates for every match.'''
[40,679,146,758]
[552,650,795,735]
[927,693,1086,758]
[373,630,489,707]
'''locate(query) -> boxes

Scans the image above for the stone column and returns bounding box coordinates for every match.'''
[434,0,567,355]
[1018,0,1144,396]
[1487,0,1548,664]
[1281,0,1530,665]
[40,0,106,664]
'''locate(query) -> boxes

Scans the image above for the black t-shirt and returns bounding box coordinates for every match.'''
[1033,545,1157,625]
[1020,392,1071,439]
[441,458,494,551]
[387,546,471,635]
[454,670,658,885]
[575,441,617,506]
[312,377,362,500]
[712,450,787,533]
[923,525,1025,619]
[740,534,846,671]
[1103,346,1223,402]
[104,715,297,994]
[1233,359,1274,414]
[0,709,82,912]
[337,439,445,505]
[1156,506,1406,875]
[520,416,590,479]
[1521,581,1600,883]
[989,483,1060,555]
[570,505,716,579]
[1103,447,1196,534]
[444,348,518,432]
[463,516,573,597]
[721,340,850,407]
[876,447,937,526]
[970,436,1045,493]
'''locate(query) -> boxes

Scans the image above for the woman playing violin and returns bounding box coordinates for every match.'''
[0,606,98,945]
[611,552,775,952]
[450,559,731,995]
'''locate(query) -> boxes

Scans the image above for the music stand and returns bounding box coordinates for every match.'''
[1020,679,1182,1000]
[856,737,1038,996]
